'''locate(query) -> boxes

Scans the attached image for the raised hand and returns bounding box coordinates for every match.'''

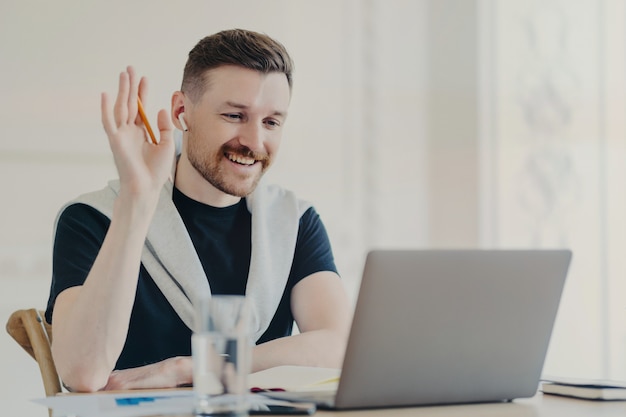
[101,66,175,200]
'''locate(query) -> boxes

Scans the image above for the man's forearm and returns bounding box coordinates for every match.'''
[251,328,347,373]
[97,328,347,392]
[51,193,158,391]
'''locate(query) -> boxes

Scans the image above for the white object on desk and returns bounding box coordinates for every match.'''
[33,389,194,417]
[541,376,626,401]
[249,365,340,392]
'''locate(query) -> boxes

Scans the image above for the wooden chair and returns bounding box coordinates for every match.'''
[6,308,62,403]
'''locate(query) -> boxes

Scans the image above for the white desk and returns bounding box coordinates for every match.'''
[14,389,625,417]
[313,393,626,417]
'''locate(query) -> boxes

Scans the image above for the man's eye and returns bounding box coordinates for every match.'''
[264,119,280,128]
[223,113,242,120]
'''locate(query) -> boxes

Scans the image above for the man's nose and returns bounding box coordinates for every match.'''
[238,121,264,151]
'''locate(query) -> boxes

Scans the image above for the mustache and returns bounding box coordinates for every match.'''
[222,144,270,163]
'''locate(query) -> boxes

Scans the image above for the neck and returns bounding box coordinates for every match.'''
[173,155,242,208]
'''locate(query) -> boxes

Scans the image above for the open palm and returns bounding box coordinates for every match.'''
[101,66,175,199]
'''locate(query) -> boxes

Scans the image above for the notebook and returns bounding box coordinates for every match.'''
[263,249,572,410]
[540,376,626,401]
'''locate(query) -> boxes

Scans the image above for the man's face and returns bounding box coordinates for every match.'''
[184,65,290,197]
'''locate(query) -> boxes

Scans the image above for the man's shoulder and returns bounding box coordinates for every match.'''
[75,180,119,204]
[56,180,120,225]
[57,201,111,234]
[249,182,312,217]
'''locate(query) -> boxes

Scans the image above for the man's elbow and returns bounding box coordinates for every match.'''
[52,347,111,392]
[59,366,111,392]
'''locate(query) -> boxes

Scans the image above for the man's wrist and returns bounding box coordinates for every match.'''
[166,356,193,387]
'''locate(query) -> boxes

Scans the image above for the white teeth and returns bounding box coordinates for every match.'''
[227,154,255,165]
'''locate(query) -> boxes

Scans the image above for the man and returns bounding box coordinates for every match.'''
[46,29,352,392]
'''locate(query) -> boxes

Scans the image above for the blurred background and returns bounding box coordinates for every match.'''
[1,0,625,415]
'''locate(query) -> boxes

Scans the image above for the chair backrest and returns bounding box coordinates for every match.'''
[6,308,62,402]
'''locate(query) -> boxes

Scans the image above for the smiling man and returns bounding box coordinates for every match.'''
[45,29,352,392]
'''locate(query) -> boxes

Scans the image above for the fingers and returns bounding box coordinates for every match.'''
[127,66,139,123]
[103,66,170,147]
[113,71,129,125]
[112,66,141,128]
[101,92,115,136]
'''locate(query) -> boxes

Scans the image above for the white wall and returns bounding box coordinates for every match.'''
[479,0,626,380]
[1,1,624,416]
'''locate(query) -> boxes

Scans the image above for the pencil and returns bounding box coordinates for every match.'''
[137,97,158,144]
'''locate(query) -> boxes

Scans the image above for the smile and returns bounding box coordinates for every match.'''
[226,153,256,166]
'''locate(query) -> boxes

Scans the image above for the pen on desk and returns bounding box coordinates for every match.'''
[137,97,158,144]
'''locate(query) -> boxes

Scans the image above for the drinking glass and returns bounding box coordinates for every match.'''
[192,295,252,416]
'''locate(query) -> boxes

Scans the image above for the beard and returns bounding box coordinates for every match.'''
[187,137,271,198]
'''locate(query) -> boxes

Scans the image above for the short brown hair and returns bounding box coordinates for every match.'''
[182,29,294,101]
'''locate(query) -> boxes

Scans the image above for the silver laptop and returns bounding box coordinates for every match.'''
[267,249,571,410]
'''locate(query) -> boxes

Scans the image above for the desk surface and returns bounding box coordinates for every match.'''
[9,391,624,417]
[313,393,625,417]
[140,393,623,417]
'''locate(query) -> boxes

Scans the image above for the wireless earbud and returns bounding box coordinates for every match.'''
[178,112,188,132]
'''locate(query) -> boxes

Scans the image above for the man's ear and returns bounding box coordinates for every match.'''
[171,91,187,131]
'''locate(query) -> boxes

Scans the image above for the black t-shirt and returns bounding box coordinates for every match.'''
[46,186,337,370]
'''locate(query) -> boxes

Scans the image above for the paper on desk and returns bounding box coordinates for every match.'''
[33,389,289,417]
[249,365,341,392]
[32,366,337,416]
[33,389,193,417]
